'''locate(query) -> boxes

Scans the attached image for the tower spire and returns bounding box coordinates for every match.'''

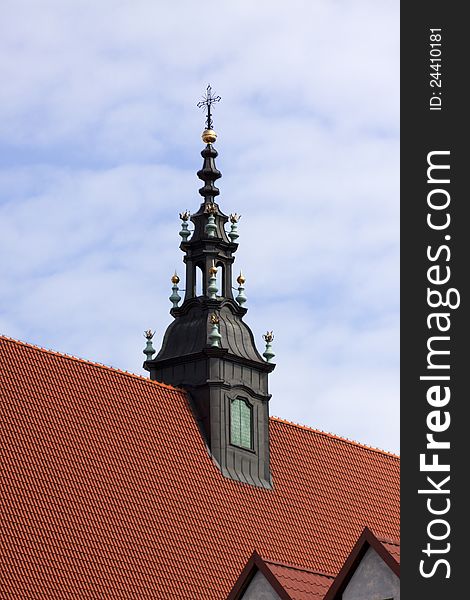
[197,144,221,201]
[196,85,222,202]
[144,91,275,488]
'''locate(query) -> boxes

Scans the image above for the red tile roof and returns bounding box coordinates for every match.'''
[227,552,333,600]
[0,335,400,599]
[263,560,333,599]
[381,539,401,564]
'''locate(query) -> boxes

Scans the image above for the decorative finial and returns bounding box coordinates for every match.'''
[205,202,217,214]
[179,210,191,242]
[169,272,181,308]
[202,129,217,144]
[262,331,275,363]
[228,213,241,242]
[207,262,218,299]
[205,202,218,238]
[143,330,156,361]
[197,84,221,137]
[235,271,247,306]
[197,107,222,200]
[208,313,222,347]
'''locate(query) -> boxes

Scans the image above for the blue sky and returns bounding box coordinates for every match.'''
[0,0,399,452]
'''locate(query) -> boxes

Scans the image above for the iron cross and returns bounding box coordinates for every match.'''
[197,85,221,130]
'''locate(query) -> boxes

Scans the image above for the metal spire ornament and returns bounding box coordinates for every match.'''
[262,331,275,363]
[207,262,218,299]
[208,313,222,347]
[169,272,181,308]
[228,213,241,243]
[179,210,191,242]
[197,84,221,141]
[143,330,156,361]
[196,88,222,201]
[205,202,217,238]
[235,271,247,306]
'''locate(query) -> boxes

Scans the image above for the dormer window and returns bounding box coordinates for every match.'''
[230,398,253,450]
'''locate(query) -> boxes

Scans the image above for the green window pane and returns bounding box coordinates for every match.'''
[231,401,241,446]
[239,404,251,448]
[230,398,252,449]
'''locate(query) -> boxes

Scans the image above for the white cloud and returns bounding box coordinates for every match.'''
[0,0,399,452]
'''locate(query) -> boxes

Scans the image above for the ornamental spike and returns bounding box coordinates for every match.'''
[179,210,191,242]
[235,271,247,306]
[143,330,156,361]
[205,202,218,238]
[262,331,275,363]
[197,84,221,133]
[208,313,222,347]
[228,213,240,243]
[207,263,218,299]
[169,272,181,308]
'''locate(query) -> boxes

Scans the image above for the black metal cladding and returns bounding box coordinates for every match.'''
[197,144,221,199]
[144,133,275,489]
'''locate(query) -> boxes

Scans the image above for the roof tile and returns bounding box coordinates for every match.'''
[0,335,399,599]
[265,561,334,599]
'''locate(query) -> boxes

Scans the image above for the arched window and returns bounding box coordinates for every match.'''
[230,398,253,450]
[216,262,224,297]
[195,264,204,296]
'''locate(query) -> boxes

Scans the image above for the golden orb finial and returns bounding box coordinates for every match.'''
[171,272,180,284]
[237,271,246,285]
[202,129,217,144]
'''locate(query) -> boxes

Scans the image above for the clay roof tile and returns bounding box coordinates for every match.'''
[1,335,399,599]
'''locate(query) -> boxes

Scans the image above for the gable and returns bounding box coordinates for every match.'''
[228,553,334,600]
[0,336,400,598]
[323,528,400,600]
[242,571,282,600]
[343,547,400,600]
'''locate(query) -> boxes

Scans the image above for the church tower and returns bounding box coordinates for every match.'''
[144,87,275,488]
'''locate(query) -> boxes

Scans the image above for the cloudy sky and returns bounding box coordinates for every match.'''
[0,0,399,452]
